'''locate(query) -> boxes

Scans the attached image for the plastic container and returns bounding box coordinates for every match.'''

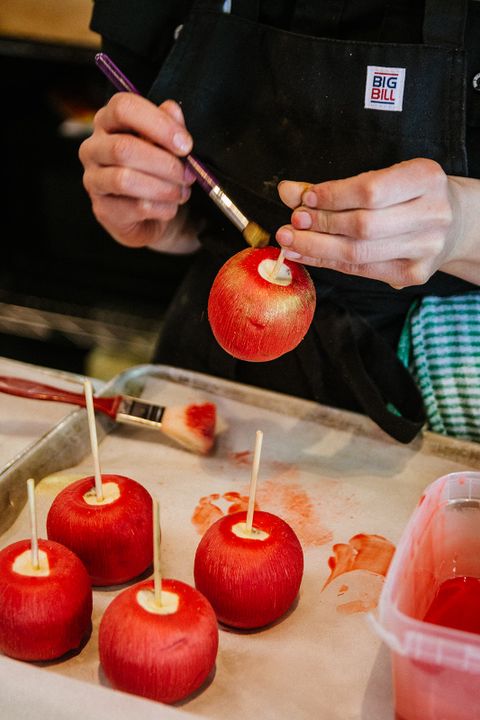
[372,472,480,720]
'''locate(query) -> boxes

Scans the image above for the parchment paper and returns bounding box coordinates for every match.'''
[2,369,480,720]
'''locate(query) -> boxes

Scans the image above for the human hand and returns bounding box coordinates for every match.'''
[276,159,461,288]
[79,93,199,253]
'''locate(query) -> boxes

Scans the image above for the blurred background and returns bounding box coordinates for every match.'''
[0,0,193,379]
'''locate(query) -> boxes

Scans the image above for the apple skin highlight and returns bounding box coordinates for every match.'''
[194,510,304,629]
[99,578,219,704]
[47,475,153,586]
[208,246,316,362]
[0,538,92,661]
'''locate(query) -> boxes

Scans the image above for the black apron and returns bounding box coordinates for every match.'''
[148,0,471,443]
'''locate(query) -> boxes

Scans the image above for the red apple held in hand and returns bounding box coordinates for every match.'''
[47,475,152,586]
[208,246,316,362]
[0,538,92,660]
[99,578,218,704]
[194,510,304,629]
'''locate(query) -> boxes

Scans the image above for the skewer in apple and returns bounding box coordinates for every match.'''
[194,430,304,628]
[0,479,92,660]
[99,499,219,704]
[47,380,153,586]
[208,246,316,361]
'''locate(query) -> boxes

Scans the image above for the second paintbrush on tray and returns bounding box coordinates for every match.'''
[0,374,216,454]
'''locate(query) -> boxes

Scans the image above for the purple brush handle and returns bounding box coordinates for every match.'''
[95,52,216,194]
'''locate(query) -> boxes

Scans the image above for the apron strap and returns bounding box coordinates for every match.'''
[195,0,468,48]
[289,0,345,35]
[191,0,242,14]
[231,0,260,21]
[298,300,426,444]
[423,0,468,47]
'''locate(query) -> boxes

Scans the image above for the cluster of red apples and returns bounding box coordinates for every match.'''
[0,474,303,704]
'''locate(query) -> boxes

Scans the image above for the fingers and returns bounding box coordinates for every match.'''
[289,194,452,240]
[275,158,452,287]
[280,253,436,289]
[83,163,191,205]
[277,180,312,209]
[92,192,178,234]
[278,158,446,211]
[277,224,445,265]
[94,93,193,157]
[83,132,190,189]
[79,94,195,212]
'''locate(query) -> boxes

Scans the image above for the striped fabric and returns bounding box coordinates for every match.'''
[398,292,480,442]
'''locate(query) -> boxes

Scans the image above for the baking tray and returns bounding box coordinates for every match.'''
[1,363,480,720]
[0,356,100,476]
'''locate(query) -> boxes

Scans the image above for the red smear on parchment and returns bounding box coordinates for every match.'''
[323,533,395,589]
[256,479,333,547]
[336,598,379,615]
[321,533,396,616]
[228,450,252,466]
[192,478,333,547]
[192,492,253,535]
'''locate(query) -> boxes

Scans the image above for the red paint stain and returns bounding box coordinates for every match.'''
[270,460,299,479]
[228,450,252,466]
[423,576,480,635]
[256,480,333,547]
[336,598,378,615]
[191,480,331,547]
[192,492,252,535]
[323,533,396,589]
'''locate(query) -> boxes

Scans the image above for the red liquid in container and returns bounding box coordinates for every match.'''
[423,576,480,635]
[375,472,480,720]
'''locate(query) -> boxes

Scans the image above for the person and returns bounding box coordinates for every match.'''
[79,0,480,444]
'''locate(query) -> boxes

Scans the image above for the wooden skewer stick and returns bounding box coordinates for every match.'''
[84,379,104,502]
[270,249,286,281]
[27,478,39,569]
[246,430,263,534]
[153,499,162,607]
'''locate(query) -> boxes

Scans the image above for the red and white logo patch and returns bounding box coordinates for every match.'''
[364,66,406,112]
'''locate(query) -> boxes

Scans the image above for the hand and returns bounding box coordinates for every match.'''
[79,93,199,253]
[276,159,463,288]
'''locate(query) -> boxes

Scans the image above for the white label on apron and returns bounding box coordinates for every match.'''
[364,66,406,112]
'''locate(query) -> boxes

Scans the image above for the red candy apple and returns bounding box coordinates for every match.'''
[99,577,218,704]
[47,474,152,586]
[194,509,304,628]
[208,246,316,362]
[0,538,92,660]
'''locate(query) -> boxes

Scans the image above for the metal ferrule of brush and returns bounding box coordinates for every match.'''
[115,396,166,429]
[208,186,248,231]
[186,155,248,231]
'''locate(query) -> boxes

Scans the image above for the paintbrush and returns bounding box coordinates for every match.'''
[95,52,270,249]
[0,376,216,455]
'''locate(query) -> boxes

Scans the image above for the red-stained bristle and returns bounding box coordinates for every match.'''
[185,403,216,440]
[0,539,92,660]
[99,578,218,704]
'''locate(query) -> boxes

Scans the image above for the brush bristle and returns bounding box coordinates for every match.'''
[161,403,216,454]
[243,222,270,248]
